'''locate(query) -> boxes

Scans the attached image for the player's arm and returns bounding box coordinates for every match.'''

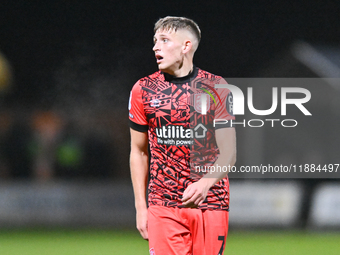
[182,127,236,207]
[130,128,149,240]
[204,127,236,182]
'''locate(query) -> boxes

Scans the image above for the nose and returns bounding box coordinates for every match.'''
[153,41,159,52]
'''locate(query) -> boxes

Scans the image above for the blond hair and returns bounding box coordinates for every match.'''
[154,16,201,51]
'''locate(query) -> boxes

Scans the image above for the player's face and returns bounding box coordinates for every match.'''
[153,29,186,75]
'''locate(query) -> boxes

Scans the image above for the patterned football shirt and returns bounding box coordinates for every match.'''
[129,66,234,210]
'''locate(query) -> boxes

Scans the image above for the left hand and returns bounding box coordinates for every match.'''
[181,179,211,208]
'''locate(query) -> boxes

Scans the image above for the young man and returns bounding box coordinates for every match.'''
[129,16,236,255]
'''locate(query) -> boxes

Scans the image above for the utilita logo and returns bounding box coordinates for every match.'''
[200,84,312,127]
[155,124,207,146]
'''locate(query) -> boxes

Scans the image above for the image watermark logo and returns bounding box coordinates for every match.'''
[214,85,311,116]
[190,78,339,180]
[198,82,312,128]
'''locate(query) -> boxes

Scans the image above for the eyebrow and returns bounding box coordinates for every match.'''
[153,33,169,41]
[154,33,169,38]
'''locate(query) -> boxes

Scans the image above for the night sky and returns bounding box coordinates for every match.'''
[1,0,340,107]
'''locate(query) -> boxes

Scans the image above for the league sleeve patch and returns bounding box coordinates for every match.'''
[226,91,234,116]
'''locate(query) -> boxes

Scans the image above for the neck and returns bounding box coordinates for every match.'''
[162,56,194,77]
[171,63,194,77]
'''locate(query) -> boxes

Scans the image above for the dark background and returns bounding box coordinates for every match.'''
[0,0,339,231]
[1,0,340,107]
[0,0,339,181]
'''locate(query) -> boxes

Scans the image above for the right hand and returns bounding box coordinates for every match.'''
[136,207,148,240]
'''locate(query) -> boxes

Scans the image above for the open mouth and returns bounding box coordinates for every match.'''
[156,55,163,63]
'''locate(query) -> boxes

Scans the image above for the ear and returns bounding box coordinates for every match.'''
[182,40,192,54]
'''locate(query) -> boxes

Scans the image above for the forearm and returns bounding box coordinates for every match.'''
[182,145,236,208]
[129,129,149,239]
[130,150,149,210]
[201,127,236,188]
[201,148,236,187]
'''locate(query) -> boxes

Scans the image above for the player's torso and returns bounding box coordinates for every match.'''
[139,68,230,210]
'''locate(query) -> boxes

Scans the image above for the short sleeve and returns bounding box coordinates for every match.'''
[214,78,235,129]
[128,81,149,132]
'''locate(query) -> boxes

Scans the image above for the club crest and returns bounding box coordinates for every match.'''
[149,247,156,255]
[194,93,210,113]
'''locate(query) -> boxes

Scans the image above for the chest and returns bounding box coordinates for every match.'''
[143,83,191,127]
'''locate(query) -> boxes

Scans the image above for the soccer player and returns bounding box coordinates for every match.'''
[129,16,236,255]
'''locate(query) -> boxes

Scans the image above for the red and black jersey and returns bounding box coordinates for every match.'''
[129,66,234,211]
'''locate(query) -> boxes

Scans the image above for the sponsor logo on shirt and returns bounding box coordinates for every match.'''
[155,124,207,146]
[150,99,161,107]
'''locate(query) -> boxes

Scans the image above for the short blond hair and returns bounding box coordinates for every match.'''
[154,16,201,50]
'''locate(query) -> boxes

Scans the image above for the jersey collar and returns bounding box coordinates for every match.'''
[163,65,198,84]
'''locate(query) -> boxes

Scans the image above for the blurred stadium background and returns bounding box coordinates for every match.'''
[0,1,339,254]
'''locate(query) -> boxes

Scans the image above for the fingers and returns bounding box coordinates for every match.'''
[181,184,206,208]
[137,222,148,240]
[136,209,149,240]
[184,194,204,208]
[139,227,149,240]
[182,185,195,202]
